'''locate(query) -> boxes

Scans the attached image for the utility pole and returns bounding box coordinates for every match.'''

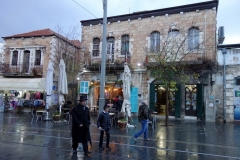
[99,0,107,113]
[222,48,227,122]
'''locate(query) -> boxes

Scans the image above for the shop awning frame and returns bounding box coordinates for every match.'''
[0,78,46,91]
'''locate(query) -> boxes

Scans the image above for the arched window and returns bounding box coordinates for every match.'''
[168,29,180,47]
[35,50,41,65]
[150,31,160,52]
[12,50,18,66]
[121,35,129,55]
[92,38,100,57]
[188,28,199,50]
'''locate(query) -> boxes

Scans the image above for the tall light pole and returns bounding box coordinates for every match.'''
[222,48,227,122]
[99,0,107,113]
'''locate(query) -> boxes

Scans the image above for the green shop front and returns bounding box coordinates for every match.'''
[149,81,204,119]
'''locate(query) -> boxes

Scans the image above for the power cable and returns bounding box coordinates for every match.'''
[72,0,98,19]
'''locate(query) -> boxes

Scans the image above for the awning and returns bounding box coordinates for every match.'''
[0,78,46,91]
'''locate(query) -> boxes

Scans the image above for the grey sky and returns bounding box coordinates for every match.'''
[0,0,239,44]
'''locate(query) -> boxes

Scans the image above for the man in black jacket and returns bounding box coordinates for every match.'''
[71,95,91,155]
[133,100,152,142]
[97,104,111,150]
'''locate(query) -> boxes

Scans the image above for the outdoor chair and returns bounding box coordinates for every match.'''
[31,109,42,123]
[109,108,118,126]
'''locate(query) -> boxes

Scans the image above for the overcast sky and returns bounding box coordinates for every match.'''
[0,0,239,44]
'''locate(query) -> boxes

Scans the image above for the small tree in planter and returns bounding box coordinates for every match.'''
[52,111,62,122]
[117,112,128,129]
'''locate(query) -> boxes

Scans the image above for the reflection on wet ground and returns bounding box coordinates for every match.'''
[0,113,240,159]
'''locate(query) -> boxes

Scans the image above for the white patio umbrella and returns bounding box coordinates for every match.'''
[121,62,132,119]
[46,61,53,110]
[58,59,68,113]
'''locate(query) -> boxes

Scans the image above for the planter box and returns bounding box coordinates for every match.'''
[118,121,127,129]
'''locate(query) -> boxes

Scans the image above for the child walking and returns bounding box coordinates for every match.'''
[97,104,111,150]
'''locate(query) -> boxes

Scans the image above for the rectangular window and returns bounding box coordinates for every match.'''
[12,51,18,66]
[35,50,41,65]
[80,81,89,94]
[121,35,129,55]
[93,38,100,57]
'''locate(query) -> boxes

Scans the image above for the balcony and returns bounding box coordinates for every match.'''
[84,56,128,71]
[0,62,43,77]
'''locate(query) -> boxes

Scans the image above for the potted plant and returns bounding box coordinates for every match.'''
[52,111,62,121]
[118,117,128,129]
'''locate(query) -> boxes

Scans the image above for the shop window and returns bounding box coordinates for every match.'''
[150,31,160,52]
[188,28,199,50]
[92,38,100,57]
[12,50,18,66]
[121,35,129,55]
[35,50,41,65]
[185,85,197,116]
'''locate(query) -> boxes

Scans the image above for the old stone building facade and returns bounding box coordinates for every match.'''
[80,1,218,121]
[0,29,81,109]
[213,44,240,122]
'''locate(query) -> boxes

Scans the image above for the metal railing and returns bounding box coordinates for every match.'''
[0,62,43,76]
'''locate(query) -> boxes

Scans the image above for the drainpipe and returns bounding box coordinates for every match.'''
[222,48,227,122]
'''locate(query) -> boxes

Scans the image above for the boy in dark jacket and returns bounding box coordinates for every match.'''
[97,104,111,150]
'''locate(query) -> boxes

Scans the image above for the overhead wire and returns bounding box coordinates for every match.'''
[72,0,98,19]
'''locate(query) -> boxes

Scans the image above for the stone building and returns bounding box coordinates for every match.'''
[79,0,218,120]
[213,44,240,122]
[0,29,81,110]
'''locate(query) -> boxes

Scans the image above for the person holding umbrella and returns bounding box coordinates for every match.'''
[71,95,92,156]
[97,104,111,150]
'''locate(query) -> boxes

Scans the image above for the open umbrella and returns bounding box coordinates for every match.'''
[58,59,68,113]
[46,61,53,109]
[121,63,132,122]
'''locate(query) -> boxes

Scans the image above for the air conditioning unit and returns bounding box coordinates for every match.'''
[218,26,225,44]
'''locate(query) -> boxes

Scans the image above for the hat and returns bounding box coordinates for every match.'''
[78,95,88,102]
[103,105,109,110]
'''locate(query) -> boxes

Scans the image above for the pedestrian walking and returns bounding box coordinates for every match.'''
[71,95,92,156]
[133,100,153,142]
[97,104,111,150]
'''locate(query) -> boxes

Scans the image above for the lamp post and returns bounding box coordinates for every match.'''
[222,48,227,122]
[99,0,107,113]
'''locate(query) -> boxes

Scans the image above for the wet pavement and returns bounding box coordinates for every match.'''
[0,112,240,160]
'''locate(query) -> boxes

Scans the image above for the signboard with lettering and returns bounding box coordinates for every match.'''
[106,72,118,82]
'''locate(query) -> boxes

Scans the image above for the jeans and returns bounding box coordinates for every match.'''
[134,119,148,139]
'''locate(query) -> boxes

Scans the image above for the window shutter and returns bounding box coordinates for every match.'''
[80,81,89,94]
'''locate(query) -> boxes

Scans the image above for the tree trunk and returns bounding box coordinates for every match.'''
[165,84,169,126]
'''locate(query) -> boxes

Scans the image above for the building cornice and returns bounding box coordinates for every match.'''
[81,0,218,26]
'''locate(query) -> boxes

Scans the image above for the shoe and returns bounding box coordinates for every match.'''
[72,149,77,154]
[106,146,111,150]
[133,136,137,142]
[84,151,91,155]
[144,139,150,141]
[98,146,104,150]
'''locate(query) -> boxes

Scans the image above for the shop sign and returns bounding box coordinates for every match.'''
[106,73,118,82]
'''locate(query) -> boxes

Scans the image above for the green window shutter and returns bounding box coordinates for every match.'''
[149,83,156,110]
[197,84,203,119]
[175,85,181,118]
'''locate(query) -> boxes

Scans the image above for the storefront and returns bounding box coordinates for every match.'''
[149,81,204,119]
[0,78,46,112]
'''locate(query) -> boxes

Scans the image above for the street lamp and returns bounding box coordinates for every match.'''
[99,0,108,113]
[222,48,227,122]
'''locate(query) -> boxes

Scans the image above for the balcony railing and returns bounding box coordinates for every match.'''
[0,62,43,77]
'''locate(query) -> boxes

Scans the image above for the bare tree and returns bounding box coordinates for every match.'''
[144,23,216,126]
[49,25,82,105]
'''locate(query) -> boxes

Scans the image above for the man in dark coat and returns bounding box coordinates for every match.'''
[71,95,91,155]
[97,104,111,150]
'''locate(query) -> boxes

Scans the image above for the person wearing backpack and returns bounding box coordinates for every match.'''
[133,100,152,142]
